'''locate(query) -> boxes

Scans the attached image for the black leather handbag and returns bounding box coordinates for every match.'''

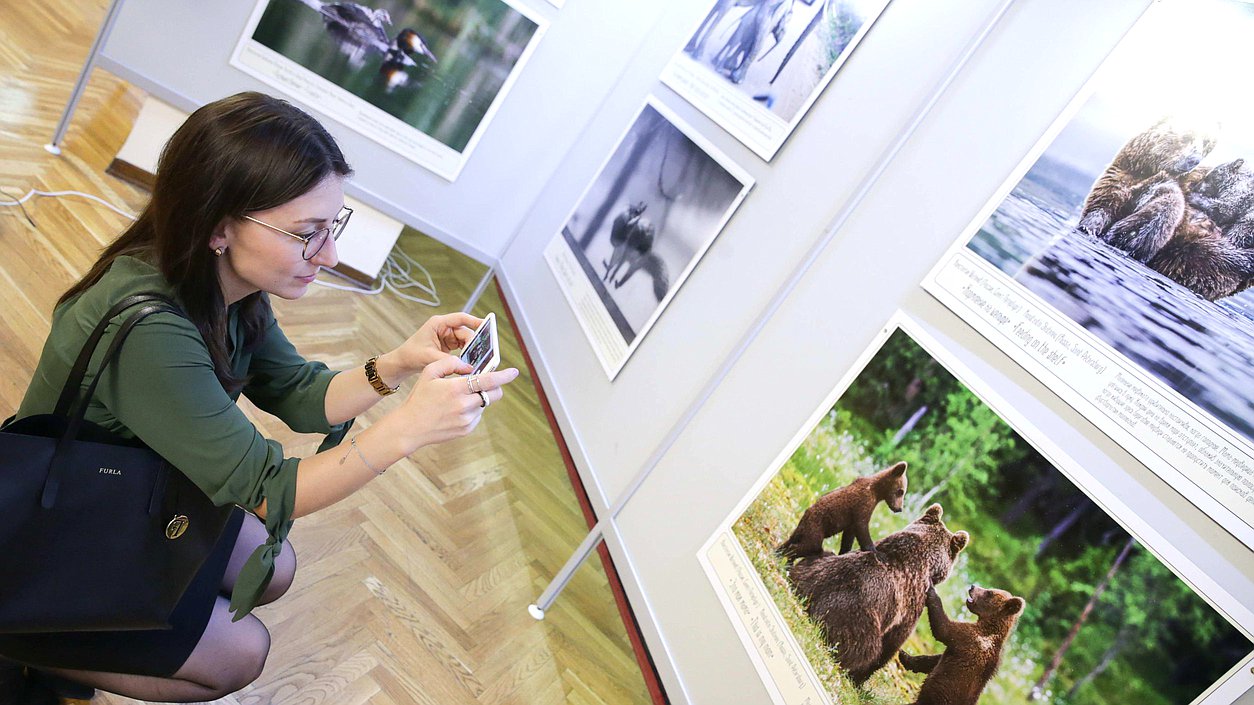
[0,293,233,633]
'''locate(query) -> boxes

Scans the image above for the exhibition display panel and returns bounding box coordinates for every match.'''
[50,0,1254,702]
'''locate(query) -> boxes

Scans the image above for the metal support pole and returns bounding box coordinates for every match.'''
[462,266,495,313]
[46,0,127,156]
[527,523,604,620]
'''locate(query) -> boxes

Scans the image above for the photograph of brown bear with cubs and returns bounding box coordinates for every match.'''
[718,326,1252,705]
[958,0,1254,446]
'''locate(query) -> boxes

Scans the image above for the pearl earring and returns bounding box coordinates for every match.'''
[214,247,224,257]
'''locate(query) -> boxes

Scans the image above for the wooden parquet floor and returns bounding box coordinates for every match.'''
[0,1,651,703]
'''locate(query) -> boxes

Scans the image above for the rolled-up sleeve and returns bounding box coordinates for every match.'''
[243,315,345,435]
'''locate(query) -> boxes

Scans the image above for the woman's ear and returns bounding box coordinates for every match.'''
[209,218,232,253]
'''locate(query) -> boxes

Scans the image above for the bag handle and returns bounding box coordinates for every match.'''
[41,299,183,509]
[53,292,182,418]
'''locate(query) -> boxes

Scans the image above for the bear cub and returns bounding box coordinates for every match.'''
[776,461,908,561]
[1186,158,1254,230]
[899,585,1026,705]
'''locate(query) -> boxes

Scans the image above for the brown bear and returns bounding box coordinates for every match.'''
[1148,207,1254,300]
[1130,159,1254,300]
[898,585,1026,705]
[1177,162,1212,196]
[1186,158,1254,228]
[1075,119,1216,260]
[1185,158,1254,253]
[1102,177,1187,262]
[1220,209,1254,250]
[788,503,969,685]
[776,461,908,561]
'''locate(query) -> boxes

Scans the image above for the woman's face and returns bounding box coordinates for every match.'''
[211,175,344,304]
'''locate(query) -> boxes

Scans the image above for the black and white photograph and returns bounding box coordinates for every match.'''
[230,0,545,180]
[923,0,1254,544]
[660,0,890,159]
[545,98,753,379]
[701,315,1254,705]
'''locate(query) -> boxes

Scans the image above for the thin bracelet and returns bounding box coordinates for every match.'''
[339,435,385,476]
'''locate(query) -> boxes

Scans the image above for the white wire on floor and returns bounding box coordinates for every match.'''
[313,248,440,306]
[1,187,136,220]
[0,186,439,306]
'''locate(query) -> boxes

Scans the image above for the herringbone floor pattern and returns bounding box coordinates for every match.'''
[0,1,652,703]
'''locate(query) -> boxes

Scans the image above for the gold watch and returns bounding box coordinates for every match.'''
[365,356,399,396]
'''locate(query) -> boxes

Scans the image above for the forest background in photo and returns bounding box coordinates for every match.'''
[733,329,1251,705]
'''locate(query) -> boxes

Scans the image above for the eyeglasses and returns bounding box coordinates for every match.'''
[242,205,353,260]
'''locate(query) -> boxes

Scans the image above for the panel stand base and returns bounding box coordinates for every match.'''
[529,524,603,616]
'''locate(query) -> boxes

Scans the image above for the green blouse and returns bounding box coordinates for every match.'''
[16,255,352,619]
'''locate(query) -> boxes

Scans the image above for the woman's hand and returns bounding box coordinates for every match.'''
[394,355,520,452]
[391,312,483,379]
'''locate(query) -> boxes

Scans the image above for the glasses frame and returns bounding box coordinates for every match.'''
[242,205,353,260]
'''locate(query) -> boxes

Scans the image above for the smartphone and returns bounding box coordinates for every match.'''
[459,312,500,375]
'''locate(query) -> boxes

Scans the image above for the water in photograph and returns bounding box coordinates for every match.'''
[969,157,1254,442]
[253,0,537,152]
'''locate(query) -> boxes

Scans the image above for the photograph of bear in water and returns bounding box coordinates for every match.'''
[965,0,1254,445]
[732,329,1251,704]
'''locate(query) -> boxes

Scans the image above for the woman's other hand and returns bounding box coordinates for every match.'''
[393,312,482,376]
[396,356,520,451]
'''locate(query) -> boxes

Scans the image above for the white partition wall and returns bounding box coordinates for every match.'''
[498,0,1018,513]
[495,0,1254,701]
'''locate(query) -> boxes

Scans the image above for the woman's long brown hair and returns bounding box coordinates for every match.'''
[59,92,353,394]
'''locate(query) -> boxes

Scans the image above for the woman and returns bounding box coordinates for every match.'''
[0,91,518,702]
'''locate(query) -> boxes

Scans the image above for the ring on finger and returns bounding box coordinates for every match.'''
[465,376,474,394]
[476,390,488,408]
[469,375,484,394]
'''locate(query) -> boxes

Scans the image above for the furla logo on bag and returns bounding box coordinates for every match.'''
[98,467,123,476]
